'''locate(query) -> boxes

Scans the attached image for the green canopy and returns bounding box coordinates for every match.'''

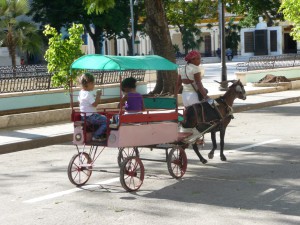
[71,54,178,71]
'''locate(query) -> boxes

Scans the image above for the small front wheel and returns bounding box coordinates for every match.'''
[120,156,144,192]
[117,147,139,167]
[167,146,187,179]
[68,152,92,186]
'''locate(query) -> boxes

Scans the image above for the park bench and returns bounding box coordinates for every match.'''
[236,54,300,72]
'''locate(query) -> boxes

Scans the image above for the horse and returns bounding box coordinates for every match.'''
[181,80,247,163]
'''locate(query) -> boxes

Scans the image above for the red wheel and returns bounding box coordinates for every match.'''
[68,152,92,186]
[167,146,187,179]
[120,156,144,192]
[117,147,139,167]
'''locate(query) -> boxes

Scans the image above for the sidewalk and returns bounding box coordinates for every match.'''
[0,84,299,154]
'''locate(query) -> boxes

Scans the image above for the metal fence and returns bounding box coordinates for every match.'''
[236,54,300,72]
[0,65,146,93]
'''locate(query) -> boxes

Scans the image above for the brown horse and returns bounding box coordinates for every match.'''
[182,80,246,163]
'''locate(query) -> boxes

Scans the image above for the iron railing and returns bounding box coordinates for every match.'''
[236,54,300,72]
[0,65,146,93]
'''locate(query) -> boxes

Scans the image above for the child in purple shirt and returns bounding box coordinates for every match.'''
[120,77,145,112]
[113,77,144,125]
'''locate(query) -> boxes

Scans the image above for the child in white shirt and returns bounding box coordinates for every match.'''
[78,73,107,142]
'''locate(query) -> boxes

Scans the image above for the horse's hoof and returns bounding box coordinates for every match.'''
[221,155,227,161]
[200,158,208,164]
[208,153,214,159]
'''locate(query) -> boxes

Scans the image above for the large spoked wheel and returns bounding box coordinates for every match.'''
[68,152,92,186]
[120,156,144,192]
[117,147,139,167]
[167,146,187,179]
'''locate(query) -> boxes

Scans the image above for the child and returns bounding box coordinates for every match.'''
[113,77,144,124]
[78,73,107,142]
[120,77,145,113]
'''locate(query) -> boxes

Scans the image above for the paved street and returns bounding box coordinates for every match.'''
[1,102,299,225]
[202,61,238,83]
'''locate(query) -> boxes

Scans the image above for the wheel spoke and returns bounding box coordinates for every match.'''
[68,152,92,186]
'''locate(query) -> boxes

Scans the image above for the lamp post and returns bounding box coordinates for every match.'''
[218,0,228,90]
[129,0,135,56]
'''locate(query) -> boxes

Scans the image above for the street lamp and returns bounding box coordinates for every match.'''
[218,0,228,90]
[129,0,138,56]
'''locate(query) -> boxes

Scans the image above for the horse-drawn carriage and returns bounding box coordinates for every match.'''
[67,54,247,191]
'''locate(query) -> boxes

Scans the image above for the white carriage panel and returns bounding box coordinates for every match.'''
[107,122,178,147]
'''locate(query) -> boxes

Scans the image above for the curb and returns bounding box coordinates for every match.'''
[1,90,299,154]
[233,96,300,113]
[0,134,72,154]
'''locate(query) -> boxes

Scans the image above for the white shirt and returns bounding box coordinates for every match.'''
[78,90,96,116]
[179,64,205,92]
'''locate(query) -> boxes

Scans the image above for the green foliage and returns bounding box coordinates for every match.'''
[280,0,300,41]
[165,0,217,54]
[225,18,241,55]
[29,0,131,54]
[226,0,282,27]
[43,24,84,90]
[83,0,115,15]
[0,0,43,67]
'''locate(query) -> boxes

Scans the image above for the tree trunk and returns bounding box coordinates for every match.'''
[144,0,177,95]
[85,24,102,54]
[7,28,17,77]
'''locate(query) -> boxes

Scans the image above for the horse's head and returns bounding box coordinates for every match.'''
[215,79,247,101]
[231,80,246,100]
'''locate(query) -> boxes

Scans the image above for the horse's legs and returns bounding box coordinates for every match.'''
[208,131,217,159]
[220,127,227,161]
[192,143,207,164]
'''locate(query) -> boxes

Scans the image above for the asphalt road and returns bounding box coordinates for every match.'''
[1,102,300,225]
[202,62,238,83]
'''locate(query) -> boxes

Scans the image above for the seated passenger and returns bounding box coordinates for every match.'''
[114,77,145,124]
[120,77,145,113]
[78,73,107,142]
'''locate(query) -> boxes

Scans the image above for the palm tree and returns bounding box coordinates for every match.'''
[0,0,43,67]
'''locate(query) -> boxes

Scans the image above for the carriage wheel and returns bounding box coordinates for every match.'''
[117,147,139,167]
[68,152,92,186]
[120,156,144,192]
[167,146,187,179]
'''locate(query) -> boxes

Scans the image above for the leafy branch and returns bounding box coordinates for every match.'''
[43,24,84,90]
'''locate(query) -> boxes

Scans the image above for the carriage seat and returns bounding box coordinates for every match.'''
[71,110,99,132]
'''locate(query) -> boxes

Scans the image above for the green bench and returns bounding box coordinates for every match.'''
[143,97,184,122]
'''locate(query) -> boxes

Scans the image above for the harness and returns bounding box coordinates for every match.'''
[190,97,234,130]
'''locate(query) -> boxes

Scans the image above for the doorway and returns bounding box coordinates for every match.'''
[284,33,297,53]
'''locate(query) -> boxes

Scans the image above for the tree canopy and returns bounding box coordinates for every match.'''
[83,0,115,14]
[165,0,217,54]
[226,0,283,27]
[0,0,43,67]
[29,0,132,54]
[280,0,300,41]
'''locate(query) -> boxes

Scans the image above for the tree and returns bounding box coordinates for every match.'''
[165,0,217,54]
[226,0,283,27]
[43,23,84,90]
[83,0,115,14]
[29,0,131,54]
[144,0,177,95]
[280,0,300,41]
[0,0,43,67]
[225,18,241,55]
[80,0,178,94]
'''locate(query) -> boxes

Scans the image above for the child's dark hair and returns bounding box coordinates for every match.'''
[122,77,137,89]
[79,72,94,87]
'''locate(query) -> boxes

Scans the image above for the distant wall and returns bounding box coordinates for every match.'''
[0,82,148,113]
